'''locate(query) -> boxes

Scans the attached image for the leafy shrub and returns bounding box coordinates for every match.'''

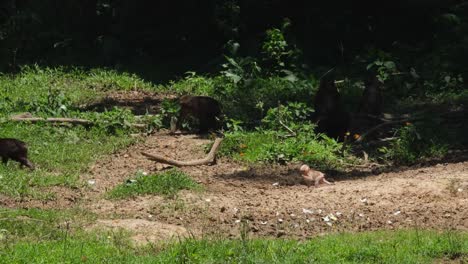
[221,56,262,84]
[140,114,164,134]
[26,88,73,117]
[219,129,345,170]
[159,98,181,127]
[261,102,313,130]
[366,59,398,83]
[84,107,135,134]
[262,28,289,68]
[379,121,449,164]
[220,103,346,169]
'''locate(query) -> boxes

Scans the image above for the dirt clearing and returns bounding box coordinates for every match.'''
[80,132,467,242]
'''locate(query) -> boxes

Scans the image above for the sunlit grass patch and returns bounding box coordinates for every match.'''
[0,122,135,199]
[0,65,157,116]
[107,169,201,199]
[0,208,95,242]
[0,229,465,264]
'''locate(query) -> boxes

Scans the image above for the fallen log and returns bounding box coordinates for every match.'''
[141,137,223,167]
[9,113,147,129]
[10,116,93,125]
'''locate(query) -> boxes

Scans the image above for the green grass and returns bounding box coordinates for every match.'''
[0,227,465,263]
[219,130,346,170]
[0,65,157,116]
[107,169,202,199]
[0,208,95,242]
[0,122,135,198]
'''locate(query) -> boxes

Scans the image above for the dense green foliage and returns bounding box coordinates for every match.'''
[1,1,467,83]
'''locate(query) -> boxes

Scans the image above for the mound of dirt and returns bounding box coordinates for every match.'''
[91,219,189,245]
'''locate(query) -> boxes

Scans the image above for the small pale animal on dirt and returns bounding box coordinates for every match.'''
[299,164,332,187]
[0,138,35,170]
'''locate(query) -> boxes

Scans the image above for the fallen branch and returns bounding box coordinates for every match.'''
[10,116,93,125]
[141,137,224,167]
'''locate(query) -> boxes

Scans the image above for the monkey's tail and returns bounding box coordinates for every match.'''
[319,67,336,80]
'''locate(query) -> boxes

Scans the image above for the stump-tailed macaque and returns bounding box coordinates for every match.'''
[299,164,332,187]
[358,75,383,116]
[313,77,350,140]
[178,95,222,133]
[0,138,35,170]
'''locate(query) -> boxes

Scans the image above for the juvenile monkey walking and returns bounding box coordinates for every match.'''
[0,138,35,170]
[299,164,332,187]
[177,95,222,133]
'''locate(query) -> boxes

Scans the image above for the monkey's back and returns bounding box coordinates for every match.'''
[179,95,221,117]
[0,138,28,158]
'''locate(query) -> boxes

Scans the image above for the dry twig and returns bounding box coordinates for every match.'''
[141,137,223,167]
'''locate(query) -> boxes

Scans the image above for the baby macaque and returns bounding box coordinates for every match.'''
[299,164,332,187]
[0,138,35,170]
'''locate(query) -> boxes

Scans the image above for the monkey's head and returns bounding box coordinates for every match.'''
[179,95,192,105]
[299,164,310,174]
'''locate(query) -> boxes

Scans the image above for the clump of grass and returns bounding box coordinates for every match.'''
[107,169,201,199]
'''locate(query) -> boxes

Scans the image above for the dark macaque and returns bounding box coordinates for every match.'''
[358,75,383,116]
[300,164,332,187]
[313,77,350,140]
[0,138,35,170]
[177,95,222,133]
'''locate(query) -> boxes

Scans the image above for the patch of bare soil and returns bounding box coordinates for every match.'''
[81,131,467,244]
[0,186,82,209]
